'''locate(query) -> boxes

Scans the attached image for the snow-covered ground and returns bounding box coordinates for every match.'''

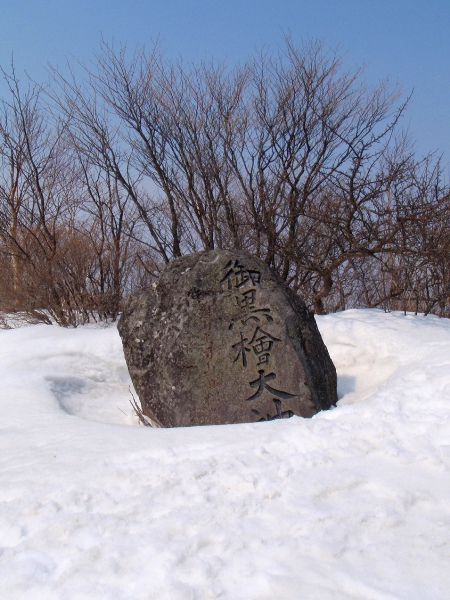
[0,309,449,600]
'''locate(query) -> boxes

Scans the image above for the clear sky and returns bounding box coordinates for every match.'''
[1,0,449,163]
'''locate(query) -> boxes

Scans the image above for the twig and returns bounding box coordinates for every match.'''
[129,387,154,427]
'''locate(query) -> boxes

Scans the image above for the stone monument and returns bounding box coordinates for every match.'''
[118,249,337,427]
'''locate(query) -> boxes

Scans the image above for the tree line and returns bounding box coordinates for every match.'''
[1,39,449,326]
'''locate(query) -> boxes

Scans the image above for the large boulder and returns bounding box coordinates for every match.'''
[118,250,337,427]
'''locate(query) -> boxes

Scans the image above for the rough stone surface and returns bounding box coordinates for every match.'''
[118,250,338,427]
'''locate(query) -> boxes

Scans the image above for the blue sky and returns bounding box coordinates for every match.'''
[1,0,449,163]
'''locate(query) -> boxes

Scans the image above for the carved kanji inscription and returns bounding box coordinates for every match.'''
[118,249,337,427]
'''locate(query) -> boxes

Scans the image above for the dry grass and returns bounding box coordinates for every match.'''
[129,388,158,427]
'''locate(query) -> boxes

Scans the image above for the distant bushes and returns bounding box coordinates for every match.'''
[1,39,448,325]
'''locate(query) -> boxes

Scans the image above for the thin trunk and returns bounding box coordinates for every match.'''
[312,273,333,315]
[8,184,21,308]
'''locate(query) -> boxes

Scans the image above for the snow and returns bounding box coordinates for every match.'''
[0,309,449,599]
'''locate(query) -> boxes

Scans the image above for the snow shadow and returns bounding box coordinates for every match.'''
[46,376,88,416]
[337,374,356,399]
[45,374,137,426]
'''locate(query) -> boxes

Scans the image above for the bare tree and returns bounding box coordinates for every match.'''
[0,64,42,307]
[1,38,448,323]
[0,64,78,318]
[219,40,412,312]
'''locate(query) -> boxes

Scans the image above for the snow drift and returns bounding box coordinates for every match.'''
[0,310,449,599]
